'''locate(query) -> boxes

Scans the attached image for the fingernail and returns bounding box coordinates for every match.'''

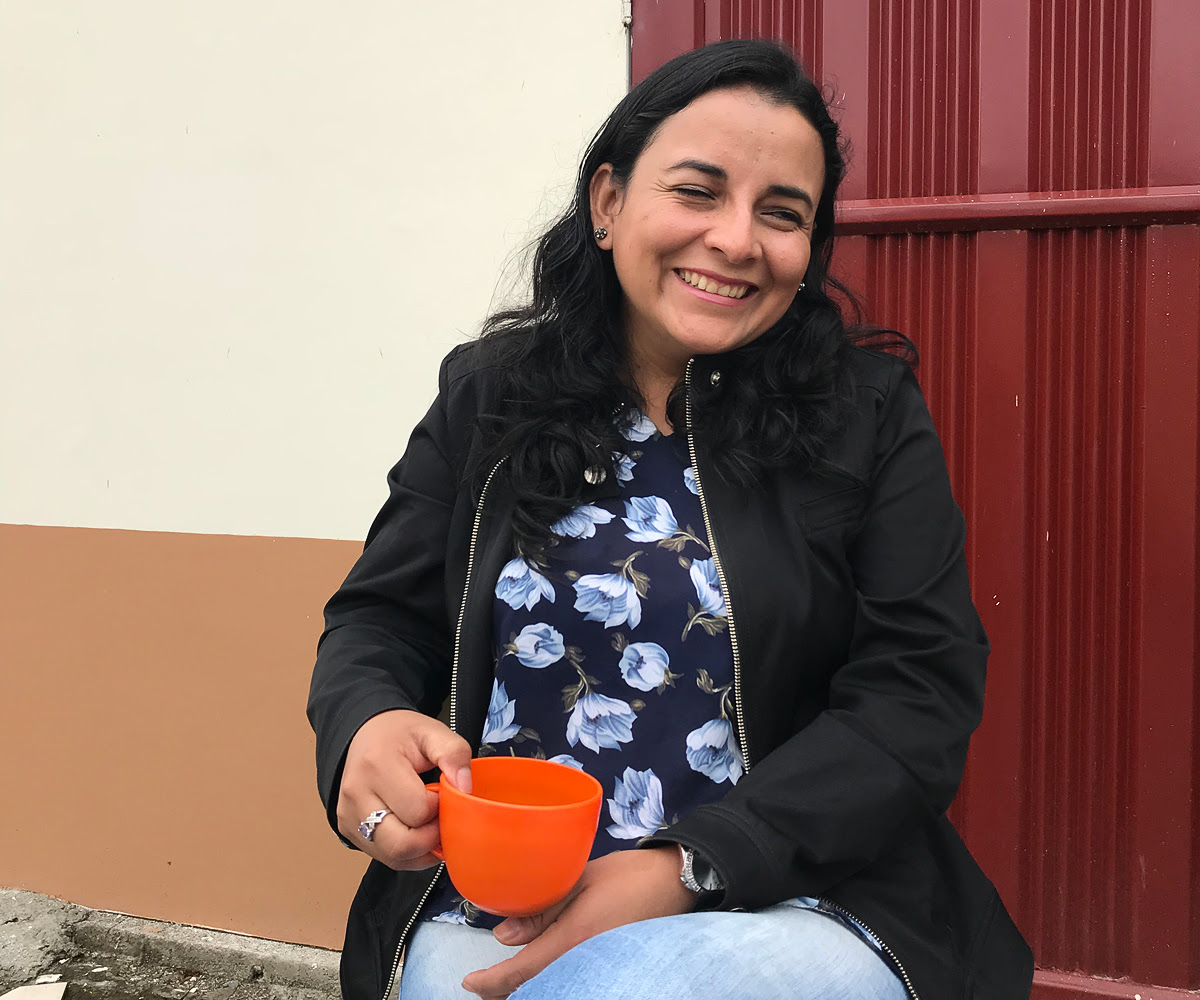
[494,922,515,943]
[457,766,473,794]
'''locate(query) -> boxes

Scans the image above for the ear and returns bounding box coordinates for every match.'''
[589,163,624,249]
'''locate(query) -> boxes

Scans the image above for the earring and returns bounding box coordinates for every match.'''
[594,227,608,241]
[799,281,806,291]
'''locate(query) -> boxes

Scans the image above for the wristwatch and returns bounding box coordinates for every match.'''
[678,844,724,893]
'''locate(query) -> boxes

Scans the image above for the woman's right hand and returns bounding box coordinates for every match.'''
[336,709,473,870]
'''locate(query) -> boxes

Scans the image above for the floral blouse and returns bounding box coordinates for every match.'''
[425,410,741,927]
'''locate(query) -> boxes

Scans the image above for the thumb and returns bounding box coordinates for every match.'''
[415,725,473,795]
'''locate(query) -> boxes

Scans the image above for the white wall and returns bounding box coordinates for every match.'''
[0,1,628,540]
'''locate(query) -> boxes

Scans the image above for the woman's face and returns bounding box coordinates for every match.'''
[590,85,826,379]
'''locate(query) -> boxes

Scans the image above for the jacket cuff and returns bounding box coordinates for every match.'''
[638,807,766,912]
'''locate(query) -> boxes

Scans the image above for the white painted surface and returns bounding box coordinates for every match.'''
[0,1,627,539]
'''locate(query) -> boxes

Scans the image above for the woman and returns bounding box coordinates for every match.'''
[308,39,1033,1000]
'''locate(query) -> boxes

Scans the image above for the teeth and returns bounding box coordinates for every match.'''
[679,269,751,299]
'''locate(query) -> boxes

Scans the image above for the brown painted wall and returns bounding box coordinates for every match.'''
[0,524,369,948]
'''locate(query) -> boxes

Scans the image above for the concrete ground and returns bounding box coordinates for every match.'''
[0,891,338,1000]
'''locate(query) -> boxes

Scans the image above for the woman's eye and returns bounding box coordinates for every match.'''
[676,186,713,199]
[766,209,804,226]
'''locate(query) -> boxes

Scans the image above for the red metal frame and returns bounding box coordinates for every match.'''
[631,0,1200,993]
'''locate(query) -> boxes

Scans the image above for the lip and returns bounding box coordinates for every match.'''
[673,269,757,306]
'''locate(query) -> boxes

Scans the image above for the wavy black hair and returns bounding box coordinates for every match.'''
[474,38,910,556]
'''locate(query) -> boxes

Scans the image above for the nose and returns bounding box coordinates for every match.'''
[703,202,758,264]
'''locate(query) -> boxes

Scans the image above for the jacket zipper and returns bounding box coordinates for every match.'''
[684,359,751,773]
[381,457,507,1000]
[685,362,916,998]
[817,898,919,1000]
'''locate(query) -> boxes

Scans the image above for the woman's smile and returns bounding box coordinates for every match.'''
[673,268,758,303]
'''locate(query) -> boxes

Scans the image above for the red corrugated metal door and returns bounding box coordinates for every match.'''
[632,2,1200,997]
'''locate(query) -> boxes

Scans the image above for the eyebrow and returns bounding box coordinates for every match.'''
[667,159,815,210]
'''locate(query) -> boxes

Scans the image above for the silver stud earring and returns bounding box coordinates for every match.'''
[799,281,806,291]
[594,227,607,241]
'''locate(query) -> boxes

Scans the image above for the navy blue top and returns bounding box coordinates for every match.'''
[425,411,741,926]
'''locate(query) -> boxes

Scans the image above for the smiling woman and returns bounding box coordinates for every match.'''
[590,86,825,411]
[309,39,1034,1000]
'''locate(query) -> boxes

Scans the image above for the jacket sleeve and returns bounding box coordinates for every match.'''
[307,347,465,843]
[651,358,988,910]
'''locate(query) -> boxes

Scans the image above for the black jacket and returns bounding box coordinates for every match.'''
[308,341,1034,1000]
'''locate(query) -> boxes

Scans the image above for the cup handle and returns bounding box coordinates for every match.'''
[425,782,444,861]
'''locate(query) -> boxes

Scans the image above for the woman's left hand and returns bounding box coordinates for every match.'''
[461,845,696,1000]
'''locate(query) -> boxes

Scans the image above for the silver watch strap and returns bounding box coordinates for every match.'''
[678,844,723,893]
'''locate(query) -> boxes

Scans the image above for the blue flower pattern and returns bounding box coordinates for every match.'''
[481,679,520,744]
[551,505,615,539]
[622,496,678,542]
[506,622,565,668]
[572,570,643,628]
[606,767,665,839]
[426,410,738,929]
[495,558,555,611]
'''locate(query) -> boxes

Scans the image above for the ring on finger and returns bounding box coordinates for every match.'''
[358,808,389,842]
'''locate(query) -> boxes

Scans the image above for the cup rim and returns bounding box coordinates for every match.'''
[442,757,602,811]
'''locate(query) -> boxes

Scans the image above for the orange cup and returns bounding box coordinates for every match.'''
[428,756,602,917]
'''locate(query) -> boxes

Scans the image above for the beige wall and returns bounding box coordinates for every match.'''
[0,0,627,541]
[0,1,627,946]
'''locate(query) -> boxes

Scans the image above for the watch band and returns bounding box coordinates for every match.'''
[678,844,723,893]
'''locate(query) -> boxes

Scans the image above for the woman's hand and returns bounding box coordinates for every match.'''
[336,709,473,869]
[461,846,696,1000]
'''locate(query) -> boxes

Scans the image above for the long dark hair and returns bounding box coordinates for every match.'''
[474,39,907,556]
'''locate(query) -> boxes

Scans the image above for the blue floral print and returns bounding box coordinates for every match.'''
[495,558,555,611]
[482,679,520,744]
[552,505,615,539]
[572,566,644,628]
[566,692,637,753]
[622,411,657,442]
[606,766,665,839]
[685,717,744,785]
[613,451,637,482]
[623,496,710,554]
[429,910,468,925]
[688,558,726,617]
[505,623,565,668]
[683,558,729,639]
[616,639,676,692]
[425,405,742,932]
[623,496,678,542]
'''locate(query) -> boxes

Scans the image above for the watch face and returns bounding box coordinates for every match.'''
[693,858,722,892]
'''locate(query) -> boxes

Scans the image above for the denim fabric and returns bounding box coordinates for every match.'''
[399,898,907,1000]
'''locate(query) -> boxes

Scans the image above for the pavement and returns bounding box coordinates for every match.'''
[0,891,339,1000]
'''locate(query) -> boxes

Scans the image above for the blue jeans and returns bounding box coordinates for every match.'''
[399,899,908,1000]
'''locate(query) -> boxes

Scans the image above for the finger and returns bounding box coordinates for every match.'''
[464,915,585,998]
[407,726,474,794]
[374,758,441,825]
[336,788,442,869]
[366,813,443,870]
[493,896,572,946]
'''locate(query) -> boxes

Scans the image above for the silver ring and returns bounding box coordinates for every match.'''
[358,809,389,842]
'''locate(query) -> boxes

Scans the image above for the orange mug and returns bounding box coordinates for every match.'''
[428,756,602,917]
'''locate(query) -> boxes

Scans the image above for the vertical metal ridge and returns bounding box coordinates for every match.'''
[713,2,822,89]
[866,0,980,198]
[1019,226,1146,979]
[1030,0,1151,190]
